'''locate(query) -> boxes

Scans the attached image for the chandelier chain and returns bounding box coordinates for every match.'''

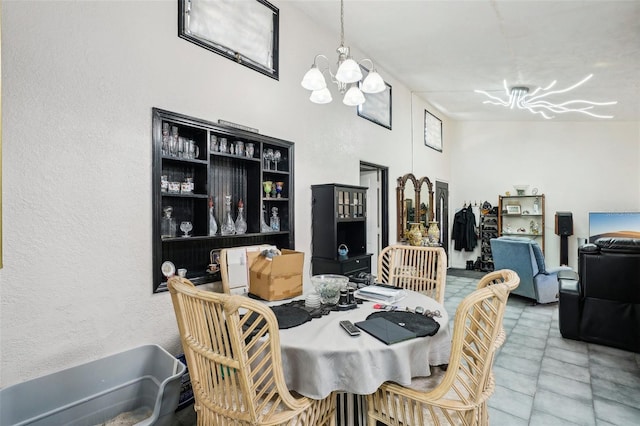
[340,0,345,46]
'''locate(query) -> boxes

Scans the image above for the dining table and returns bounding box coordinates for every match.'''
[269,289,452,426]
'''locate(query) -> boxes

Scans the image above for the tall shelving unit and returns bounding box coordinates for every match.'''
[498,194,545,253]
[480,211,498,271]
[152,108,295,292]
[311,184,372,277]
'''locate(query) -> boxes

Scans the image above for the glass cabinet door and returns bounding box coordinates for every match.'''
[336,188,366,219]
[352,190,366,218]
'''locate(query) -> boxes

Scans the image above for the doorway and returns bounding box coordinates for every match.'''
[359,162,389,278]
[435,181,449,258]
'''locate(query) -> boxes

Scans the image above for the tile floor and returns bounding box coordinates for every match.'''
[445,273,640,426]
[172,271,640,425]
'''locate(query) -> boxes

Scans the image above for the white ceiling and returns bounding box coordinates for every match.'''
[289,0,640,121]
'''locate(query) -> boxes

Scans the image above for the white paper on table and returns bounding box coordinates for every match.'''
[354,285,407,304]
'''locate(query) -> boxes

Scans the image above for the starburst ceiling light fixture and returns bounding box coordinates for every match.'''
[475,74,617,119]
[300,0,386,106]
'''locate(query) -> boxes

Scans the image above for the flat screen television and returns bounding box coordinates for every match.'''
[588,212,640,242]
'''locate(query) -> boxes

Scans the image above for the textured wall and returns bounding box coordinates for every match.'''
[0,0,447,386]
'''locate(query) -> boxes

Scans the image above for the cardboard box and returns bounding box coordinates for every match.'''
[249,249,304,301]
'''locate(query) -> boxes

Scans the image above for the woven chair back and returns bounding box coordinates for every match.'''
[367,279,517,426]
[168,277,333,425]
[377,245,447,303]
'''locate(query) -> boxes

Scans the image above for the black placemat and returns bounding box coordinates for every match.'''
[271,305,312,329]
[244,306,311,330]
[366,311,440,337]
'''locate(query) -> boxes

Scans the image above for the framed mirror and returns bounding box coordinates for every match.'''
[396,173,434,241]
[417,176,434,223]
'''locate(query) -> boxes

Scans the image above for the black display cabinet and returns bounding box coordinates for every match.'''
[152,108,294,292]
[311,184,372,277]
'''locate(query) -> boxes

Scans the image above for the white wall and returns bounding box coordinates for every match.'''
[449,121,640,269]
[0,0,450,386]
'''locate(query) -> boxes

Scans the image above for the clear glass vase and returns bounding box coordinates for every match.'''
[261,206,272,232]
[208,197,218,236]
[235,199,247,234]
[220,195,236,236]
[270,207,280,231]
[161,206,177,238]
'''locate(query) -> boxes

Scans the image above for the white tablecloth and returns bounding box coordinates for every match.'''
[276,291,451,399]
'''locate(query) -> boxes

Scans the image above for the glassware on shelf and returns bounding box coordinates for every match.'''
[263,181,273,198]
[180,221,193,237]
[208,196,218,236]
[177,137,186,158]
[169,126,179,157]
[181,176,193,194]
[210,134,218,152]
[235,199,247,234]
[162,123,170,156]
[220,195,236,235]
[275,181,284,198]
[264,148,274,170]
[270,207,280,231]
[161,206,177,238]
[261,206,272,232]
[246,143,255,158]
[160,174,168,193]
[273,150,282,170]
[219,137,228,154]
[235,141,245,157]
[168,180,180,193]
[186,139,199,159]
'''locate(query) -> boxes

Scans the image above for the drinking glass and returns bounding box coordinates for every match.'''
[246,143,255,158]
[264,148,274,170]
[219,138,228,153]
[263,181,273,198]
[180,221,193,237]
[273,150,282,171]
[235,141,245,157]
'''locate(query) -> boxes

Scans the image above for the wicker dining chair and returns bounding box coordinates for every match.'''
[475,269,520,348]
[366,279,517,426]
[377,245,447,304]
[168,276,336,426]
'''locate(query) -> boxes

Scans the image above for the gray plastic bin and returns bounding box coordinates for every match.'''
[0,344,186,426]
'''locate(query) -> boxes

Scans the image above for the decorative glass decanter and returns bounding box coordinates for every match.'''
[270,207,280,231]
[208,196,218,236]
[161,206,177,238]
[161,122,170,156]
[235,199,247,234]
[261,205,272,232]
[220,195,236,236]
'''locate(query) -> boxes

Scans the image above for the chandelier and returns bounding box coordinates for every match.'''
[300,0,386,106]
[475,74,617,119]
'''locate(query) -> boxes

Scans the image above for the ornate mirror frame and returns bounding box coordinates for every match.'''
[396,173,434,241]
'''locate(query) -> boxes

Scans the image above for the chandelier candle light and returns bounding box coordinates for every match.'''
[300,0,386,106]
[475,74,617,119]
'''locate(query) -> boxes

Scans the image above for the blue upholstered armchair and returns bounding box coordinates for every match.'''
[490,236,572,303]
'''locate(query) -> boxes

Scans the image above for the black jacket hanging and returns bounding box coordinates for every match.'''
[452,206,478,251]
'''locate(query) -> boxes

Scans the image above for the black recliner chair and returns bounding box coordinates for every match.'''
[558,237,640,353]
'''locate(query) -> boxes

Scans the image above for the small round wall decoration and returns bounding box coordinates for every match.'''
[532,187,539,195]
